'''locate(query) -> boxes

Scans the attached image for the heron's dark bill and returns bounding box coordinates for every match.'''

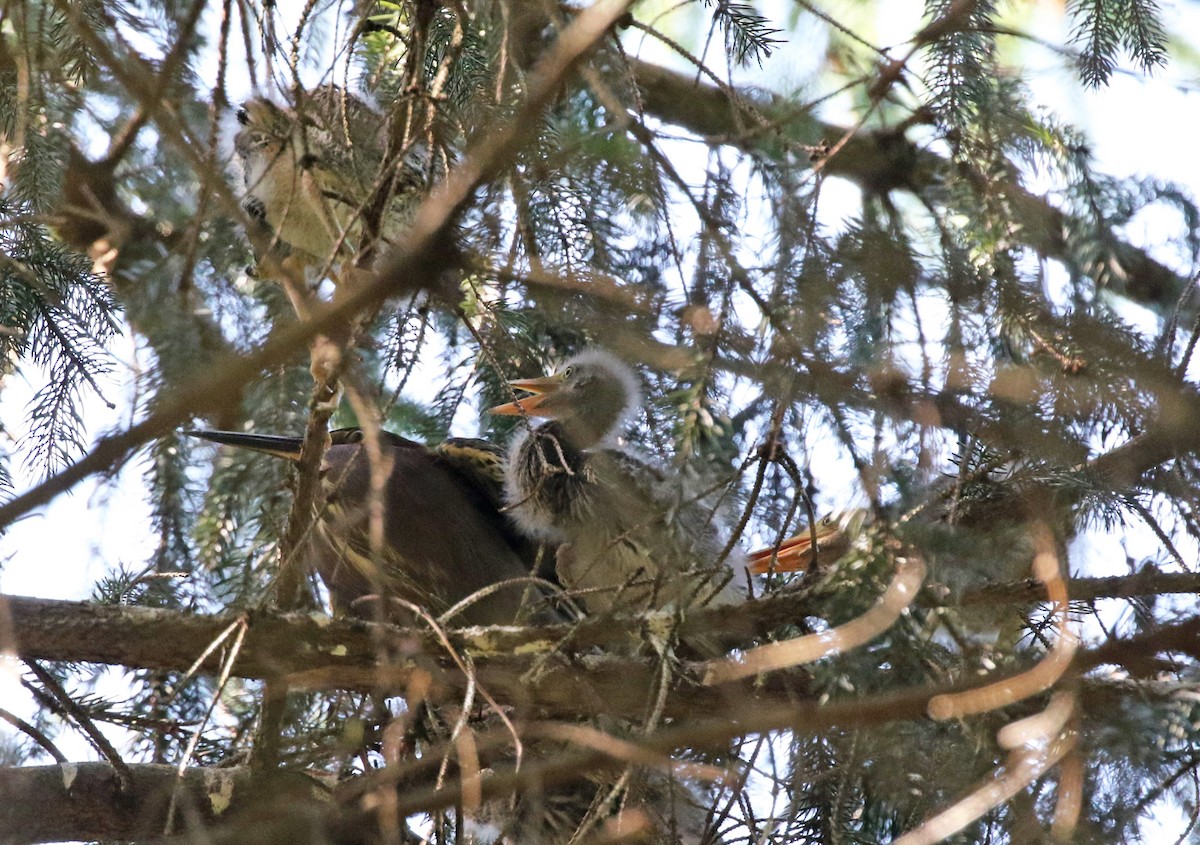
[184,430,304,462]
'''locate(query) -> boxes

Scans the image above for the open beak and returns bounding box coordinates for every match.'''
[184,430,304,462]
[746,533,822,574]
[746,512,861,574]
[488,373,564,417]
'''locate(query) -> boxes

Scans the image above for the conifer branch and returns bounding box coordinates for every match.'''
[7,558,1200,716]
[0,670,1186,845]
[626,58,1189,313]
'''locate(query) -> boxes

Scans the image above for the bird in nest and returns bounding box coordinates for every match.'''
[491,349,739,615]
[233,85,430,273]
[490,349,862,620]
[745,508,869,575]
[186,427,562,627]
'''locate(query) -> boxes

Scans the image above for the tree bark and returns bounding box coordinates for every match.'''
[626,58,1188,314]
[0,762,255,845]
[5,554,1200,720]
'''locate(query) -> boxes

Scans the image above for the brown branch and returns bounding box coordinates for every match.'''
[960,569,1200,607]
[1,593,743,721]
[312,667,1190,834]
[0,672,1179,845]
[0,694,933,845]
[626,58,1188,314]
[1085,418,1197,490]
[1078,615,1200,675]
[6,557,1200,723]
[0,762,257,845]
[24,661,134,792]
[0,708,66,763]
[0,0,635,534]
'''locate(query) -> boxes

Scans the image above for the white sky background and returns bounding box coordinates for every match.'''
[2,0,1200,832]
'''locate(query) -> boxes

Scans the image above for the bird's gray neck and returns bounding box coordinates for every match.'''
[553,416,610,451]
[562,373,633,449]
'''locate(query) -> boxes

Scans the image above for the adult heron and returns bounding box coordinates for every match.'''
[188,427,558,626]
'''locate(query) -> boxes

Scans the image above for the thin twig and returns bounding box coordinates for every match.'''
[25,660,134,790]
[0,706,68,762]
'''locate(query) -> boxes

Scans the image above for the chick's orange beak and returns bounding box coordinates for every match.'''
[489,392,554,416]
[488,374,563,417]
[745,534,818,574]
[746,515,855,574]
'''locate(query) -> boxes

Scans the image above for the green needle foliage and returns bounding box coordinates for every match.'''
[1,1,1199,843]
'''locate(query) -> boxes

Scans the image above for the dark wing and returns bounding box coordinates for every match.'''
[436,437,559,587]
[435,438,508,512]
[330,427,422,449]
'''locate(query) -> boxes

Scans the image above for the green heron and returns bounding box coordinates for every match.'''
[745,510,870,574]
[234,86,427,267]
[490,349,752,615]
[187,427,560,626]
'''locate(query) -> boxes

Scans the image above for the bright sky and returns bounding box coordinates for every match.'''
[2,2,1199,833]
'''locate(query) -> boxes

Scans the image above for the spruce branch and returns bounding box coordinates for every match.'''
[23,661,134,792]
[625,58,1189,314]
[7,555,1200,713]
[0,762,257,845]
[2,663,1188,845]
[0,0,637,533]
[0,708,67,764]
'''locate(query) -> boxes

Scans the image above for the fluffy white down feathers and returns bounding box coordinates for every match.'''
[499,351,748,615]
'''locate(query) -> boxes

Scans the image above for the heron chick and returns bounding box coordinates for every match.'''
[491,350,750,615]
[745,509,870,574]
[233,86,428,269]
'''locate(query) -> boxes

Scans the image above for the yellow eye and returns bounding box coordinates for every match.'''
[562,365,574,378]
